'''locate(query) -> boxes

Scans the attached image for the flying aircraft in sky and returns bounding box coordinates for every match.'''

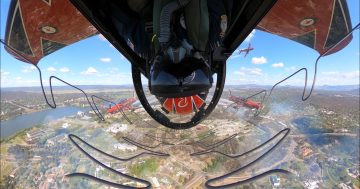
[3,0,353,129]
[107,97,137,114]
[228,90,261,110]
[238,43,254,57]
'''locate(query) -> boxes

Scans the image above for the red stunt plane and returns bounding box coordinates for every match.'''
[238,43,254,57]
[107,97,136,114]
[228,90,261,110]
[3,0,353,129]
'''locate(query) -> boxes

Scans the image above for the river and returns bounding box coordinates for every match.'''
[0,106,89,139]
[292,116,359,156]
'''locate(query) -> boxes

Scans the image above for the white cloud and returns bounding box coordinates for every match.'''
[321,70,359,79]
[230,69,359,86]
[47,67,57,72]
[81,67,98,75]
[98,34,107,41]
[248,68,263,76]
[244,30,255,42]
[315,70,359,85]
[1,76,46,87]
[108,67,120,74]
[285,66,297,71]
[321,71,338,75]
[21,65,37,73]
[343,70,359,78]
[98,72,133,84]
[100,57,111,63]
[251,56,267,64]
[228,67,266,85]
[59,67,70,73]
[234,67,263,76]
[272,62,284,68]
[21,68,30,73]
[233,71,246,76]
[1,70,10,76]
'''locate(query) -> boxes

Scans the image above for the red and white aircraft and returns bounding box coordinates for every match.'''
[228,90,261,110]
[107,97,136,114]
[238,43,254,57]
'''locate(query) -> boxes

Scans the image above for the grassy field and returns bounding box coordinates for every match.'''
[129,158,159,176]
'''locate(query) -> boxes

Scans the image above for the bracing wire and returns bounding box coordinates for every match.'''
[91,95,133,124]
[69,134,169,160]
[205,24,359,188]
[0,39,132,124]
[207,169,292,189]
[225,23,360,117]
[67,134,154,189]
[122,137,168,152]
[0,39,155,188]
[223,89,267,112]
[191,128,289,158]
[126,110,159,128]
[204,128,291,188]
[143,134,175,145]
[193,133,238,149]
[1,22,358,189]
[64,112,168,188]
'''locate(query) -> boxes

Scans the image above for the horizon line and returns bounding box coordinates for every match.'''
[1,84,359,89]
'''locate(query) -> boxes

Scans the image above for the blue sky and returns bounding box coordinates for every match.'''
[1,0,359,87]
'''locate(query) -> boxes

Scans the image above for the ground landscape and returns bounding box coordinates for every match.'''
[0,85,359,189]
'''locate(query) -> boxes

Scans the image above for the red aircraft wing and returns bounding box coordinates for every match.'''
[107,98,136,114]
[4,0,97,65]
[257,0,352,55]
[244,100,261,110]
[229,92,261,110]
[4,0,352,65]
[107,104,123,114]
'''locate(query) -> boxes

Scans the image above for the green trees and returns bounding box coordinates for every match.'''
[0,176,16,189]
[129,158,159,176]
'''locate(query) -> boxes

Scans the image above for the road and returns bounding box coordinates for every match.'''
[7,101,33,110]
[183,173,204,189]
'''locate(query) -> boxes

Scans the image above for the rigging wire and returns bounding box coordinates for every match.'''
[69,134,169,160]
[143,134,175,145]
[223,89,267,112]
[122,137,168,152]
[67,134,155,189]
[204,128,291,188]
[191,128,288,158]
[0,39,154,188]
[224,23,360,117]
[1,22,357,189]
[193,133,238,149]
[91,95,133,124]
[203,24,359,188]
[0,39,132,124]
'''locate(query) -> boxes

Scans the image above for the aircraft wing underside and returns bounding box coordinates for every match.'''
[4,0,353,66]
[4,0,97,64]
[257,0,352,55]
